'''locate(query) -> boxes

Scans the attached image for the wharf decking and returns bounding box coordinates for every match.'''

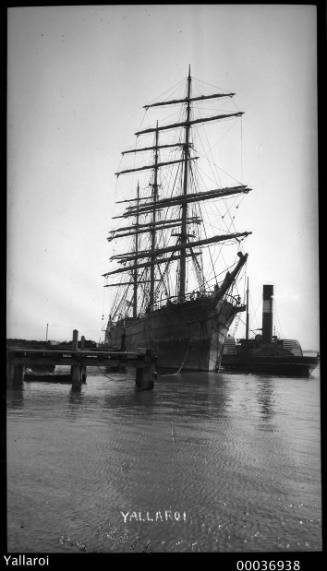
[7,331,156,391]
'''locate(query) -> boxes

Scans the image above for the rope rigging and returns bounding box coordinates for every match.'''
[105,71,250,324]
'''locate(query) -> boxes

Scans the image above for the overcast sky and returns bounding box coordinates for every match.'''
[7,4,319,349]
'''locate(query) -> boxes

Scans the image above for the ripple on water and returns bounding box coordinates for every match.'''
[6,370,321,552]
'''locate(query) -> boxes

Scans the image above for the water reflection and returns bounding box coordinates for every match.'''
[102,385,156,417]
[6,386,25,410]
[6,369,322,553]
[157,371,231,420]
[67,388,85,415]
[256,378,274,422]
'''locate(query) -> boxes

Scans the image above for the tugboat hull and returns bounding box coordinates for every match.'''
[222,354,318,377]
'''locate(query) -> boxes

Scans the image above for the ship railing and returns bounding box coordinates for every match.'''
[138,287,242,313]
[153,289,214,308]
[122,289,243,315]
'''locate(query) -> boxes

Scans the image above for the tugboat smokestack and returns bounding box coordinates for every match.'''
[262,285,273,344]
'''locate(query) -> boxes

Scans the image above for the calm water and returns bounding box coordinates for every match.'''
[7,366,322,553]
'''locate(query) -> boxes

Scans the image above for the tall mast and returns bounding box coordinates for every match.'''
[132,182,140,318]
[149,122,159,310]
[245,277,250,341]
[179,65,192,302]
[107,71,251,313]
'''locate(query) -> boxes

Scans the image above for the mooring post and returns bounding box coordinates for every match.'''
[81,365,87,384]
[7,360,24,386]
[72,329,79,351]
[71,365,82,390]
[71,329,81,390]
[135,349,155,391]
[80,336,86,382]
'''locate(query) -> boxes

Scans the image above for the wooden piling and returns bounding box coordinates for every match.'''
[7,362,24,386]
[135,349,155,391]
[72,329,79,351]
[71,330,82,389]
[71,365,82,390]
[81,365,87,384]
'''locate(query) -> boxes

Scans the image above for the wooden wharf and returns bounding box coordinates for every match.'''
[7,330,156,391]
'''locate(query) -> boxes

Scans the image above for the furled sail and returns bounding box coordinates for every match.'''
[105,67,251,317]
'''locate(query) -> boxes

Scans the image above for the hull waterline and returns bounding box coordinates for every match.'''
[107,296,243,371]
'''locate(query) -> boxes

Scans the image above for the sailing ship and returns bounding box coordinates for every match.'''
[103,67,252,371]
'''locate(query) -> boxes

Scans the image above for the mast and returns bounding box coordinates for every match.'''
[149,123,159,310]
[106,69,251,313]
[179,65,192,302]
[245,277,249,342]
[132,182,140,317]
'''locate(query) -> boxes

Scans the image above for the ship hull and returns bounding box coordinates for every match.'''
[107,296,241,371]
[221,355,318,377]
